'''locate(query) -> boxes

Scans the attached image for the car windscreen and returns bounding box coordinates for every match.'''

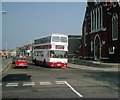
[17,58,26,61]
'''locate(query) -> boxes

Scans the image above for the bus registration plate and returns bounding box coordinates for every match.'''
[57,64,61,66]
[19,64,24,66]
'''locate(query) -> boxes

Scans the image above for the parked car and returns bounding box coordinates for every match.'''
[15,57,28,68]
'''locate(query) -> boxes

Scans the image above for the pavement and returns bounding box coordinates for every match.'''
[68,62,119,72]
[1,58,12,72]
[27,56,119,72]
[2,57,119,72]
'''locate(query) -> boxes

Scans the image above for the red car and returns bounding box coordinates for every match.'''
[15,57,28,68]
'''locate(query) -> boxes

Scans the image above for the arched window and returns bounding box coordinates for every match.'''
[112,13,118,40]
[112,0,117,7]
[95,8,97,30]
[97,8,99,30]
[90,11,92,32]
[91,7,101,32]
[91,9,95,32]
[93,9,95,31]
[100,6,103,29]
[91,10,93,32]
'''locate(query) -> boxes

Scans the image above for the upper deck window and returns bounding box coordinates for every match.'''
[34,36,51,44]
[61,37,67,43]
[112,13,118,41]
[52,36,67,43]
[52,36,60,42]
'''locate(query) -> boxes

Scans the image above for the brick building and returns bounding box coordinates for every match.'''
[79,0,120,62]
[68,35,82,58]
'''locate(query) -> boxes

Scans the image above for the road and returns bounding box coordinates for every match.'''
[1,60,119,99]
[0,58,11,69]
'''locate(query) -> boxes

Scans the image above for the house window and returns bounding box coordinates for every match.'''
[112,13,118,41]
[91,10,95,32]
[91,11,93,32]
[112,1,117,7]
[98,7,101,29]
[94,0,100,4]
[90,7,103,32]
[91,41,93,51]
[95,8,97,30]
[100,6,103,29]
[109,47,115,54]
[118,0,120,6]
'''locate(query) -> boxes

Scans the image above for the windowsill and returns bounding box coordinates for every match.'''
[90,27,106,34]
[109,52,115,54]
[112,38,118,41]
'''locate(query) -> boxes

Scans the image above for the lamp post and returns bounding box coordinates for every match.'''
[2,11,7,14]
[100,42,102,66]
[0,10,7,100]
[31,40,33,57]
[100,40,105,66]
[28,40,33,57]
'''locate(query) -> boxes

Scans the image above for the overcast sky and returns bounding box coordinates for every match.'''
[2,2,87,50]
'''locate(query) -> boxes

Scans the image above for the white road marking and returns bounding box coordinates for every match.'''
[23,82,35,86]
[40,81,52,85]
[55,81,66,84]
[6,83,18,87]
[0,83,2,86]
[4,80,83,98]
[65,81,83,98]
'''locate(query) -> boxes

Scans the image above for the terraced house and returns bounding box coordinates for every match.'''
[79,0,120,62]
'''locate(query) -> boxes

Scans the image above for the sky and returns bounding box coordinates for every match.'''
[2,2,87,50]
[0,1,2,51]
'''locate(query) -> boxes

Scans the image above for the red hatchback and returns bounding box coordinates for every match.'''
[15,57,28,68]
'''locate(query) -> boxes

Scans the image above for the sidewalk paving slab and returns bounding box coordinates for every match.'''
[68,63,119,72]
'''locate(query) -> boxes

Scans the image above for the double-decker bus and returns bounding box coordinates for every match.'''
[32,34,68,68]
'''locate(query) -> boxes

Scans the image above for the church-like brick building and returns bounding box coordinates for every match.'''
[79,0,120,62]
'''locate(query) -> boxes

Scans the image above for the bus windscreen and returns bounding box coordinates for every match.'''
[50,50,67,58]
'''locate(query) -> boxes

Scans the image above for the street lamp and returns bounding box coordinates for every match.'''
[100,40,105,66]
[30,40,33,57]
[1,10,7,49]
[27,40,33,57]
[1,11,7,14]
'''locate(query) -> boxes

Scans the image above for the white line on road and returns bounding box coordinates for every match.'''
[65,81,83,98]
[55,81,66,84]
[23,82,35,86]
[6,83,18,87]
[40,81,52,85]
[0,83,2,86]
